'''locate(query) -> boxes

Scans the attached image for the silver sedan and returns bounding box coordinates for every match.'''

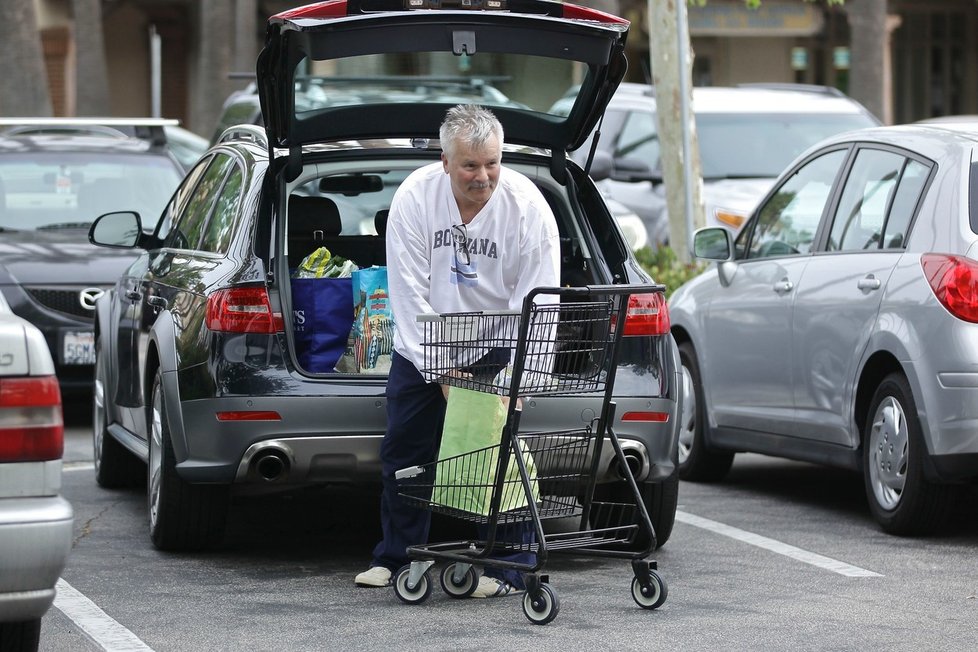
[670,121,978,536]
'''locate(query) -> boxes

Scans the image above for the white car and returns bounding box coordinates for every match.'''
[0,292,73,650]
[560,83,881,246]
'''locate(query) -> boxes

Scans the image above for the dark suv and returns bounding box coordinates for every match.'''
[0,119,186,398]
[88,0,682,552]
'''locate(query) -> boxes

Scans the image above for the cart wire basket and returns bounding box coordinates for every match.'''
[392,285,669,624]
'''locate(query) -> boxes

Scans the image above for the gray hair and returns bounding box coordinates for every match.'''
[439,104,504,159]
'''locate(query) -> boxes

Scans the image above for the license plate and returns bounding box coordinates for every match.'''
[64,331,96,365]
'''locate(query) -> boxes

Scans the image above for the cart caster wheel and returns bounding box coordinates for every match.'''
[440,563,479,599]
[631,570,668,610]
[522,583,560,625]
[394,564,432,605]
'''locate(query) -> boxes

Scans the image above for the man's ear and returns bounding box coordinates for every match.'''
[441,152,449,173]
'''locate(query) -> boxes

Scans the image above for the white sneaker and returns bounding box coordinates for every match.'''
[471,576,523,598]
[354,566,392,587]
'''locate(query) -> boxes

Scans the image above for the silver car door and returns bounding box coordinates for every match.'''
[792,148,931,446]
[705,148,847,436]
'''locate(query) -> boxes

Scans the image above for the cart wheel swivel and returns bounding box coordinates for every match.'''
[440,563,479,599]
[393,564,432,605]
[631,570,668,610]
[522,583,560,625]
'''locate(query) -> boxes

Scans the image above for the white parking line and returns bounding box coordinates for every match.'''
[54,579,155,652]
[675,510,883,578]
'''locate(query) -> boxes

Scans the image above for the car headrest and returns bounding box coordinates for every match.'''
[288,195,341,237]
[374,209,389,237]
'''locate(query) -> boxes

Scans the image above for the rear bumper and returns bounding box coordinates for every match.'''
[0,496,73,622]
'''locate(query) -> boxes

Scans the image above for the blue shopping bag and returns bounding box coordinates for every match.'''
[291,277,354,372]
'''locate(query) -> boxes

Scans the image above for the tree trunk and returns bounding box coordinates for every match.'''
[647,0,704,262]
[72,0,112,116]
[844,0,887,122]
[0,1,52,116]
[191,0,233,135]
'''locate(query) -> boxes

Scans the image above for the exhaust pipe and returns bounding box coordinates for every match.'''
[612,440,650,481]
[251,448,291,482]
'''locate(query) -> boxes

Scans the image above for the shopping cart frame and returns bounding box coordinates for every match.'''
[393,284,669,624]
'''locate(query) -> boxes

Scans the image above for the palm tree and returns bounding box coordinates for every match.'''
[0,1,52,116]
[72,0,112,116]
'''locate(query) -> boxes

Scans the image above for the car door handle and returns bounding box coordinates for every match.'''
[773,279,793,294]
[147,295,168,310]
[125,290,141,301]
[857,275,882,291]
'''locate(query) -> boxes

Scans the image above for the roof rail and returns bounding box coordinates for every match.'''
[0,118,180,145]
[218,124,268,149]
[735,83,846,98]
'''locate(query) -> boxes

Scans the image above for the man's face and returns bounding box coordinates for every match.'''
[442,134,501,214]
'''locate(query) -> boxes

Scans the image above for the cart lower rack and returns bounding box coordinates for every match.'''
[393,285,668,625]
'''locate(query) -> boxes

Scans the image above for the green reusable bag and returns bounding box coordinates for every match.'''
[432,387,539,516]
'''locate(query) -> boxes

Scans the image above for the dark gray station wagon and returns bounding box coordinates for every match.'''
[88,0,682,551]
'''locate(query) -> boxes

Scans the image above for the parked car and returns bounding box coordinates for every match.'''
[0,119,186,398]
[554,83,881,246]
[669,121,978,536]
[162,124,209,171]
[0,292,73,652]
[211,75,528,144]
[88,0,682,553]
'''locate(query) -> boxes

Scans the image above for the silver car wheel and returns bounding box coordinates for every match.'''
[148,380,164,531]
[868,395,909,511]
[677,363,695,465]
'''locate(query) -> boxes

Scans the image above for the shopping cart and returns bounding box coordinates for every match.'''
[393,285,668,625]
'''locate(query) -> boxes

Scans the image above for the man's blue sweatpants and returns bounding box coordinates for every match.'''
[370,351,534,588]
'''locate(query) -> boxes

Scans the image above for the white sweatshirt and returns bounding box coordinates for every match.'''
[386,161,561,376]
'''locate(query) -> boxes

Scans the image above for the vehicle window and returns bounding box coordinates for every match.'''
[827,149,903,252]
[697,113,876,179]
[200,165,243,254]
[882,159,930,248]
[164,154,232,250]
[747,149,846,259]
[0,152,182,232]
[613,111,660,171]
[156,156,212,242]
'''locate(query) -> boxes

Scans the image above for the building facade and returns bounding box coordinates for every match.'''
[32,0,978,132]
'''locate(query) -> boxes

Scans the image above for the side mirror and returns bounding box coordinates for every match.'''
[693,227,733,261]
[610,158,663,185]
[89,211,144,249]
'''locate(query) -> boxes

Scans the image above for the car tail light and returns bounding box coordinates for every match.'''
[921,254,978,323]
[0,376,64,462]
[621,411,670,422]
[216,411,282,421]
[206,287,284,334]
[623,292,670,336]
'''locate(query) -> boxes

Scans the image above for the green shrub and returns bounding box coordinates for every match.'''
[635,245,706,299]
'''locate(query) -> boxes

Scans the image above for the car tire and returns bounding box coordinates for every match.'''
[592,474,678,549]
[677,341,734,481]
[0,618,41,652]
[148,367,229,551]
[92,338,143,488]
[862,373,955,536]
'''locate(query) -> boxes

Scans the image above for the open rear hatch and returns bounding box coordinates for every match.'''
[257,0,630,177]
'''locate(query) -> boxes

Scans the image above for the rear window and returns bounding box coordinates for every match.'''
[0,151,183,231]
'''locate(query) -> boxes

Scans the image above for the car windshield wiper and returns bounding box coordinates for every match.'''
[36,222,93,230]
